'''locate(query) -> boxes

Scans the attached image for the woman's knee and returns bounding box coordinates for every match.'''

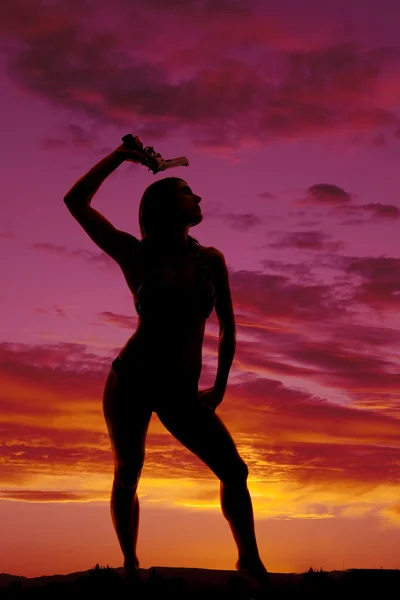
[114,459,144,489]
[220,457,249,485]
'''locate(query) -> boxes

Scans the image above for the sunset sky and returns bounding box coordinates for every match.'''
[1,0,400,578]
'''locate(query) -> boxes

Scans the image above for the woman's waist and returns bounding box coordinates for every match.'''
[128,320,204,348]
[118,330,203,374]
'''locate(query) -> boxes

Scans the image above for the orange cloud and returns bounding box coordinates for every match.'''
[1,335,398,524]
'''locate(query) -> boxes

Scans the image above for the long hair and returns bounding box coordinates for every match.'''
[138,176,200,249]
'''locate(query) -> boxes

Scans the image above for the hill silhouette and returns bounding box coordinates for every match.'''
[0,565,398,599]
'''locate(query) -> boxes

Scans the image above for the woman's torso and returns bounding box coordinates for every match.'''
[115,239,216,383]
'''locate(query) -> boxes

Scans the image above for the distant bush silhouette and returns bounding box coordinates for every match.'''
[302,566,330,593]
[302,567,328,580]
[88,562,113,575]
[87,563,122,591]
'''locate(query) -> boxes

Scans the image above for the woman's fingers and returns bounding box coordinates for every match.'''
[115,143,149,164]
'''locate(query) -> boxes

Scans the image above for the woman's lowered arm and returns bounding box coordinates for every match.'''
[212,249,236,395]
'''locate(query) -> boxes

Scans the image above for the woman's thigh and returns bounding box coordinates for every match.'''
[102,361,153,474]
[155,388,248,483]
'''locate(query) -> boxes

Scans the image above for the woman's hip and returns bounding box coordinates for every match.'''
[103,355,200,416]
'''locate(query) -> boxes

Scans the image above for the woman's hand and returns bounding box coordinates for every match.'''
[198,387,225,412]
[114,142,150,166]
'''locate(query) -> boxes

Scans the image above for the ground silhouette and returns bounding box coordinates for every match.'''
[0,564,398,599]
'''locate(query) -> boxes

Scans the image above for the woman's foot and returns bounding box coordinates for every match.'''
[235,556,270,590]
[123,558,142,591]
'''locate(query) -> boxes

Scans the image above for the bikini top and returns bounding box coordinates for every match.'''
[134,238,216,320]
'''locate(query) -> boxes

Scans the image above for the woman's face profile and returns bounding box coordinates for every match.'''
[174,180,203,227]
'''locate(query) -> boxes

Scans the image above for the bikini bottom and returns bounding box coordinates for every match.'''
[110,355,201,415]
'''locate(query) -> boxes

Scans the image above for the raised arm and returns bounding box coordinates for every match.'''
[64,144,146,264]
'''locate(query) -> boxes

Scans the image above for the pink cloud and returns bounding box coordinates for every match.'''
[345,256,400,310]
[304,184,353,205]
[229,269,342,324]
[294,184,399,224]
[266,230,345,252]
[258,192,277,200]
[363,203,400,219]
[223,213,263,231]
[30,242,116,268]
[2,2,400,153]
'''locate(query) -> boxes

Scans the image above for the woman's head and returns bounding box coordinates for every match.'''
[139,177,202,240]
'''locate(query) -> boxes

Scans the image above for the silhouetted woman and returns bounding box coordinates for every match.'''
[64,141,269,588]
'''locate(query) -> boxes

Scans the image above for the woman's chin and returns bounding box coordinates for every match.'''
[190,213,203,226]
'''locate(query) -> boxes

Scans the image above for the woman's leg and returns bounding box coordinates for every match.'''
[102,362,152,575]
[156,391,268,582]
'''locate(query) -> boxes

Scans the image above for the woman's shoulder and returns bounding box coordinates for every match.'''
[196,245,225,279]
[198,244,224,261]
